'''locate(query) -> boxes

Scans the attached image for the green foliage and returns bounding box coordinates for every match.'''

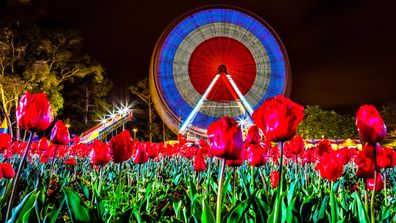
[0,7,111,130]
[297,105,358,139]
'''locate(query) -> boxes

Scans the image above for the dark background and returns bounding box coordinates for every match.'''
[21,0,396,113]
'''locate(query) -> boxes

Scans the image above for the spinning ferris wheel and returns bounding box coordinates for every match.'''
[149,6,291,137]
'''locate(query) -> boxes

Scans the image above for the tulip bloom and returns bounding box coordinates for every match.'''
[247,144,267,167]
[133,144,148,164]
[0,162,15,179]
[366,172,384,192]
[109,130,134,163]
[356,105,386,144]
[65,157,77,166]
[50,120,70,145]
[91,140,111,166]
[316,139,332,157]
[270,171,280,188]
[16,92,54,132]
[252,95,304,142]
[244,125,261,146]
[315,151,344,181]
[193,154,207,172]
[207,116,243,160]
[0,133,12,152]
[354,143,377,178]
[336,147,352,165]
[377,147,395,169]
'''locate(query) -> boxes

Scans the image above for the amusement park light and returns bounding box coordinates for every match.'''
[109,113,116,119]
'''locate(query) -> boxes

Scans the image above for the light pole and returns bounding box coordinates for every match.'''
[132,128,138,140]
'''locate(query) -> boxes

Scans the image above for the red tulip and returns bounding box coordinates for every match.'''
[247,144,267,167]
[316,139,332,157]
[377,147,394,169]
[366,172,384,192]
[316,151,344,181]
[354,143,377,178]
[109,130,134,163]
[207,116,243,160]
[16,91,54,132]
[244,125,261,146]
[270,171,280,188]
[226,157,244,167]
[356,105,386,143]
[133,144,148,164]
[38,137,49,151]
[50,120,70,145]
[302,149,317,165]
[0,133,12,152]
[91,140,111,166]
[252,95,304,142]
[64,157,77,166]
[336,147,352,165]
[284,135,304,159]
[193,154,206,172]
[0,162,15,179]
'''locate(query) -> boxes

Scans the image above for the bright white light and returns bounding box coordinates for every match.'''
[226,74,254,115]
[100,118,107,124]
[180,74,220,134]
[110,113,116,119]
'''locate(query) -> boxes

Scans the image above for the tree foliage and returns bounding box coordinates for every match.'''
[0,7,111,135]
[297,105,358,139]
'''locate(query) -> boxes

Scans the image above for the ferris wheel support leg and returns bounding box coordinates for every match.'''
[179,74,221,134]
[225,74,254,115]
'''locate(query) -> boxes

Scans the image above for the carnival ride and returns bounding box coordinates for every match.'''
[150,6,291,137]
[79,111,132,144]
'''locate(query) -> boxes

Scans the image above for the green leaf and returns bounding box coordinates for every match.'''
[351,193,369,223]
[225,198,251,223]
[63,187,97,223]
[7,190,38,223]
[42,196,65,223]
[313,195,329,223]
[201,200,215,223]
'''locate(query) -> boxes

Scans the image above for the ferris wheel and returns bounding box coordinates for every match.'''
[150,6,291,137]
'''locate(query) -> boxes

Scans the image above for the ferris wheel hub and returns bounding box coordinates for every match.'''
[217,64,228,74]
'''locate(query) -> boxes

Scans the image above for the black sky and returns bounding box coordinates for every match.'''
[30,0,396,113]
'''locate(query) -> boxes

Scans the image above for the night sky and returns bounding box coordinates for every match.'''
[31,0,396,113]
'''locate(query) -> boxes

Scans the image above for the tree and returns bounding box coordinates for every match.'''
[0,7,111,137]
[297,105,358,139]
[128,78,155,141]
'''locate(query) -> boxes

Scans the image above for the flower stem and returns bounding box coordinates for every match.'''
[216,158,226,223]
[98,166,103,194]
[384,171,388,206]
[206,157,212,201]
[6,131,34,221]
[273,141,284,223]
[370,143,377,223]
[48,145,59,187]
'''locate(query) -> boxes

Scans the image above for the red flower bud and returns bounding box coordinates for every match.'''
[253,95,304,142]
[0,162,15,179]
[354,143,378,178]
[315,151,344,181]
[16,92,54,132]
[244,125,261,146]
[270,171,280,188]
[366,172,384,192]
[193,154,206,172]
[356,105,386,143]
[207,116,243,160]
[65,157,77,166]
[109,130,133,163]
[91,140,111,166]
[50,120,70,145]
[247,144,267,167]
[0,133,12,152]
[133,144,148,164]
